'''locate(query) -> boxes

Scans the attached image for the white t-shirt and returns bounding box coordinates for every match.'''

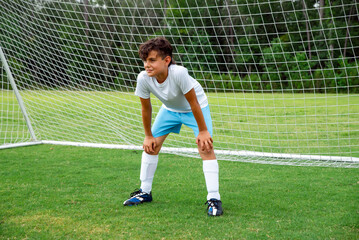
[135,65,208,113]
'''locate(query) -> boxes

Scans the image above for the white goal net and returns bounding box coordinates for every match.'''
[0,0,358,167]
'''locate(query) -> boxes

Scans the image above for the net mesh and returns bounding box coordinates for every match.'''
[0,0,358,167]
[0,63,32,145]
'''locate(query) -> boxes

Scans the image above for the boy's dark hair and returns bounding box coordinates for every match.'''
[139,37,175,65]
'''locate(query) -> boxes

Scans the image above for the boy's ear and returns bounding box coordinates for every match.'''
[164,56,172,65]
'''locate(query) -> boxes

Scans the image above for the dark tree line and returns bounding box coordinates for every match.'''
[0,0,358,93]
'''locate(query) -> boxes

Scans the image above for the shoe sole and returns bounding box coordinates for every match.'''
[207,209,223,216]
[208,212,223,216]
[123,200,152,206]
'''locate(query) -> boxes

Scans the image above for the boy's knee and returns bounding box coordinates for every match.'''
[198,148,216,160]
[145,146,161,155]
[150,142,164,155]
[152,147,161,155]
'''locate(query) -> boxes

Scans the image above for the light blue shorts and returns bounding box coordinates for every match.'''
[151,105,213,138]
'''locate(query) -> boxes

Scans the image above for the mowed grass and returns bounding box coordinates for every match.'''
[1,91,359,159]
[0,91,359,160]
[1,145,358,239]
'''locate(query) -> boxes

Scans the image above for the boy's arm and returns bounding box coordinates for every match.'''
[140,97,157,153]
[184,88,213,152]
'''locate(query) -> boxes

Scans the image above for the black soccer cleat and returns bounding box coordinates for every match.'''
[123,189,152,206]
[205,198,223,216]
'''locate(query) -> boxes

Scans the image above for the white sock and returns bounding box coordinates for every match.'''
[140,152,158,194]
[203,159,220,200]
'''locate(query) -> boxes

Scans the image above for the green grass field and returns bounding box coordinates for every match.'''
[1,145,358,239]
[1,91,359,161]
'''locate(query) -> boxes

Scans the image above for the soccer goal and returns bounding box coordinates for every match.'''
[0,0,358,167]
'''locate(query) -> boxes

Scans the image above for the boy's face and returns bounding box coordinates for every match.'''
[143,50,171,81]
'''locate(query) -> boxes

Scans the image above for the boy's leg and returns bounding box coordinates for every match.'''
[124,107,182,206]
[140,134,168,194]
[200,149,223,216]
[140,107,181,193]
[181,106,220,200]
[123,134,168,206]
[180,106,222,215]
[199,149,220,201]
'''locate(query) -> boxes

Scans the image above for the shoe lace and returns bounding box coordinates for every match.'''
[130,189,142,197]
[205,199,220,210]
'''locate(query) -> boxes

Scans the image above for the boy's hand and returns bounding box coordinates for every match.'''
[143,135,157,154]
[196,130,213,152]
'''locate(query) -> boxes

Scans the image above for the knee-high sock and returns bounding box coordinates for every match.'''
[203,159,220,200]
[140,152,158,194]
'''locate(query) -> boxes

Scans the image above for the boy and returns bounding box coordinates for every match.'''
[123,37,223,216]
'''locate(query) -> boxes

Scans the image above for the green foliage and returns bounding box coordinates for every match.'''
[0,62,11,90]
[0,0,357,92]
[7,58,31,89]
[336,57,359,93]
[241,74,262,92]
[176,30,216,71]
[235,37,262,76]
[313,57,359,93]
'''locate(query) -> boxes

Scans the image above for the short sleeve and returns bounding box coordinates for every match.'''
[135,72,150,99]
[176,67,195,94]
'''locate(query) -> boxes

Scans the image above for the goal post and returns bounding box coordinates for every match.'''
[0,47,37,143]
[0,50,39,149]
[0,0,358,167]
